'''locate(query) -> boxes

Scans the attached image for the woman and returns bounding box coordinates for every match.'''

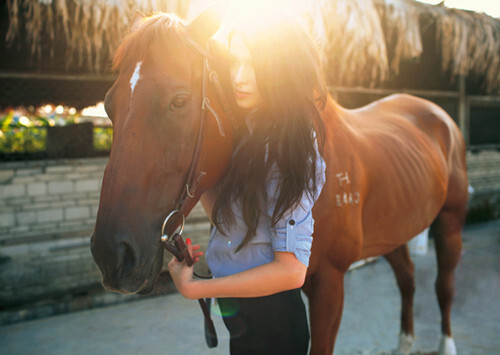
[168,13,327,355]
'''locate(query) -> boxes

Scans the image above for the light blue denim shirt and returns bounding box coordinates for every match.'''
[205,138,326,278]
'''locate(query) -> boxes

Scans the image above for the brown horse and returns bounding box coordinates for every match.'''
[91,11,468,355]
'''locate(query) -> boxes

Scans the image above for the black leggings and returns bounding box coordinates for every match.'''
[217,289,309,355]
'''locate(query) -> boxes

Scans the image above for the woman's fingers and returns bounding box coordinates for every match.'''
[191,245,204,257]
[186,238,204,263]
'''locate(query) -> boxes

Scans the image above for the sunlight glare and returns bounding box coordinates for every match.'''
[19,116,31,126]
[42,104,52,114]
[81,102,108,118]
[210,0,307,42]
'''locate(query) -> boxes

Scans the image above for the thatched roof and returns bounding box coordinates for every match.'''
[4,0,190,74]
[4,0,500,94]
[306,0,500,92]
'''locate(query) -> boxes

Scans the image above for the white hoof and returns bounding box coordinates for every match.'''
[438,335,457,355]
[394,332,414,355]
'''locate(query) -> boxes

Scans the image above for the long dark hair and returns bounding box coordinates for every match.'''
[213,15,327,251]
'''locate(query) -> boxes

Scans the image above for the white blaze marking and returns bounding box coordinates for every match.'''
[129,61,142,94]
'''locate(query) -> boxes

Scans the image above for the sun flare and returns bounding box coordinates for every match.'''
[216,0,305,19]
[207,0,308,42]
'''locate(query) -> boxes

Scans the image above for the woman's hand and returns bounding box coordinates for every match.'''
[167,238,203,299]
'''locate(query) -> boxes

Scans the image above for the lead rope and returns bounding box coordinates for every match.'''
[161,210,218,348]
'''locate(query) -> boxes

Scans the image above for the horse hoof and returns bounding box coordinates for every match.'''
[393,332,414,355]
[438,335,457,355]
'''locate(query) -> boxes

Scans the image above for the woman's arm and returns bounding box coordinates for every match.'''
[168,246,307,300]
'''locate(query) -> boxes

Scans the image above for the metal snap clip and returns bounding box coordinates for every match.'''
[160,210,185,243]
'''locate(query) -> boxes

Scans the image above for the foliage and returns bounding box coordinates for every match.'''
[93,127,113,151]
[0,110,48,153]
[0,106,113,155]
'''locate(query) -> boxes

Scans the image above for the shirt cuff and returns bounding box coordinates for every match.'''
[272,210,314,267]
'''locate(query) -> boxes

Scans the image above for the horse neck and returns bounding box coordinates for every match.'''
[321,94,348,128]
[319,94,361,148]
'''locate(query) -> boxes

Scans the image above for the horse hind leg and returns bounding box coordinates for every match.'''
[431,205,465,355]
[384,245,415,355]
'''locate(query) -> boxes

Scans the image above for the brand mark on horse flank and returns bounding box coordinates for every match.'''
[129,62,142,94]
[336,172,351,186]
[335,171,360,207]
[336,192,360,207]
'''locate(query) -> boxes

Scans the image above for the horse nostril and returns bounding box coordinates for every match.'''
[116,238,139,274]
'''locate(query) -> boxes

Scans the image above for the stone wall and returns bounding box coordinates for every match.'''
[0,158,104,241]
[0,158,106,310]
[0,157,210,324]
[466,150,500,221]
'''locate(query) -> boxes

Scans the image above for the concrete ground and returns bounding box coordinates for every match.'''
[1,221,499,355]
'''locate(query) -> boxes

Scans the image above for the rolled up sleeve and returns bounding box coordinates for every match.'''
[269,144,326,267]
[272,205,314,266]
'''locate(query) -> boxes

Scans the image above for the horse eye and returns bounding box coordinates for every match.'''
[170,95,190,110]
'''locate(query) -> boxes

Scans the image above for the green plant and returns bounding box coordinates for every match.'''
[93,127,113,151]
[0,111,48,153]
[0,106,113,155]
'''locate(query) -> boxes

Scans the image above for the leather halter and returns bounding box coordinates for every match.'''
[160,39,236,243]
[159,35,236,349]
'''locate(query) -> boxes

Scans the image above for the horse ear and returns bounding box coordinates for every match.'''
[130,10,146,32]
[187,7,223,45]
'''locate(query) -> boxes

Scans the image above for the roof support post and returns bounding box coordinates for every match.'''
[457,75,469,146]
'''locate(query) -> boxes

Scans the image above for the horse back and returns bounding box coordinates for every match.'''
[310,94,467,269]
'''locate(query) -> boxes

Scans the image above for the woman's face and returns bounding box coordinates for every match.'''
[229,34,263,110]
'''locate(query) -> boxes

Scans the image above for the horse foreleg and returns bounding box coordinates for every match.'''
[303,267,345,355]
[384,245,415,355]
[431,209,463,355]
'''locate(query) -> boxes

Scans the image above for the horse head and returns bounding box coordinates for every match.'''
[91,10,236,294]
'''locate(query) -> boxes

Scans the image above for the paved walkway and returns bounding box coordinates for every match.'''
[1,221,499,354]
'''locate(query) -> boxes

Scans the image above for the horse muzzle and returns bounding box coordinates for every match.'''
[91,231,163,294]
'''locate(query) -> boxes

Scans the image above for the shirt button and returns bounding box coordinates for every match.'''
[288,219,295,226]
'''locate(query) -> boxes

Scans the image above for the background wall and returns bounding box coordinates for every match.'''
[0,158,104,240]
[0,157,210,324]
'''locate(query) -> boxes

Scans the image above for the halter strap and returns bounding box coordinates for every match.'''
[174,58,213,217]
[158,37,237,236]
[160,49,228,349]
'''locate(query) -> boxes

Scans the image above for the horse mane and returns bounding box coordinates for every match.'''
[112,13,189,72]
